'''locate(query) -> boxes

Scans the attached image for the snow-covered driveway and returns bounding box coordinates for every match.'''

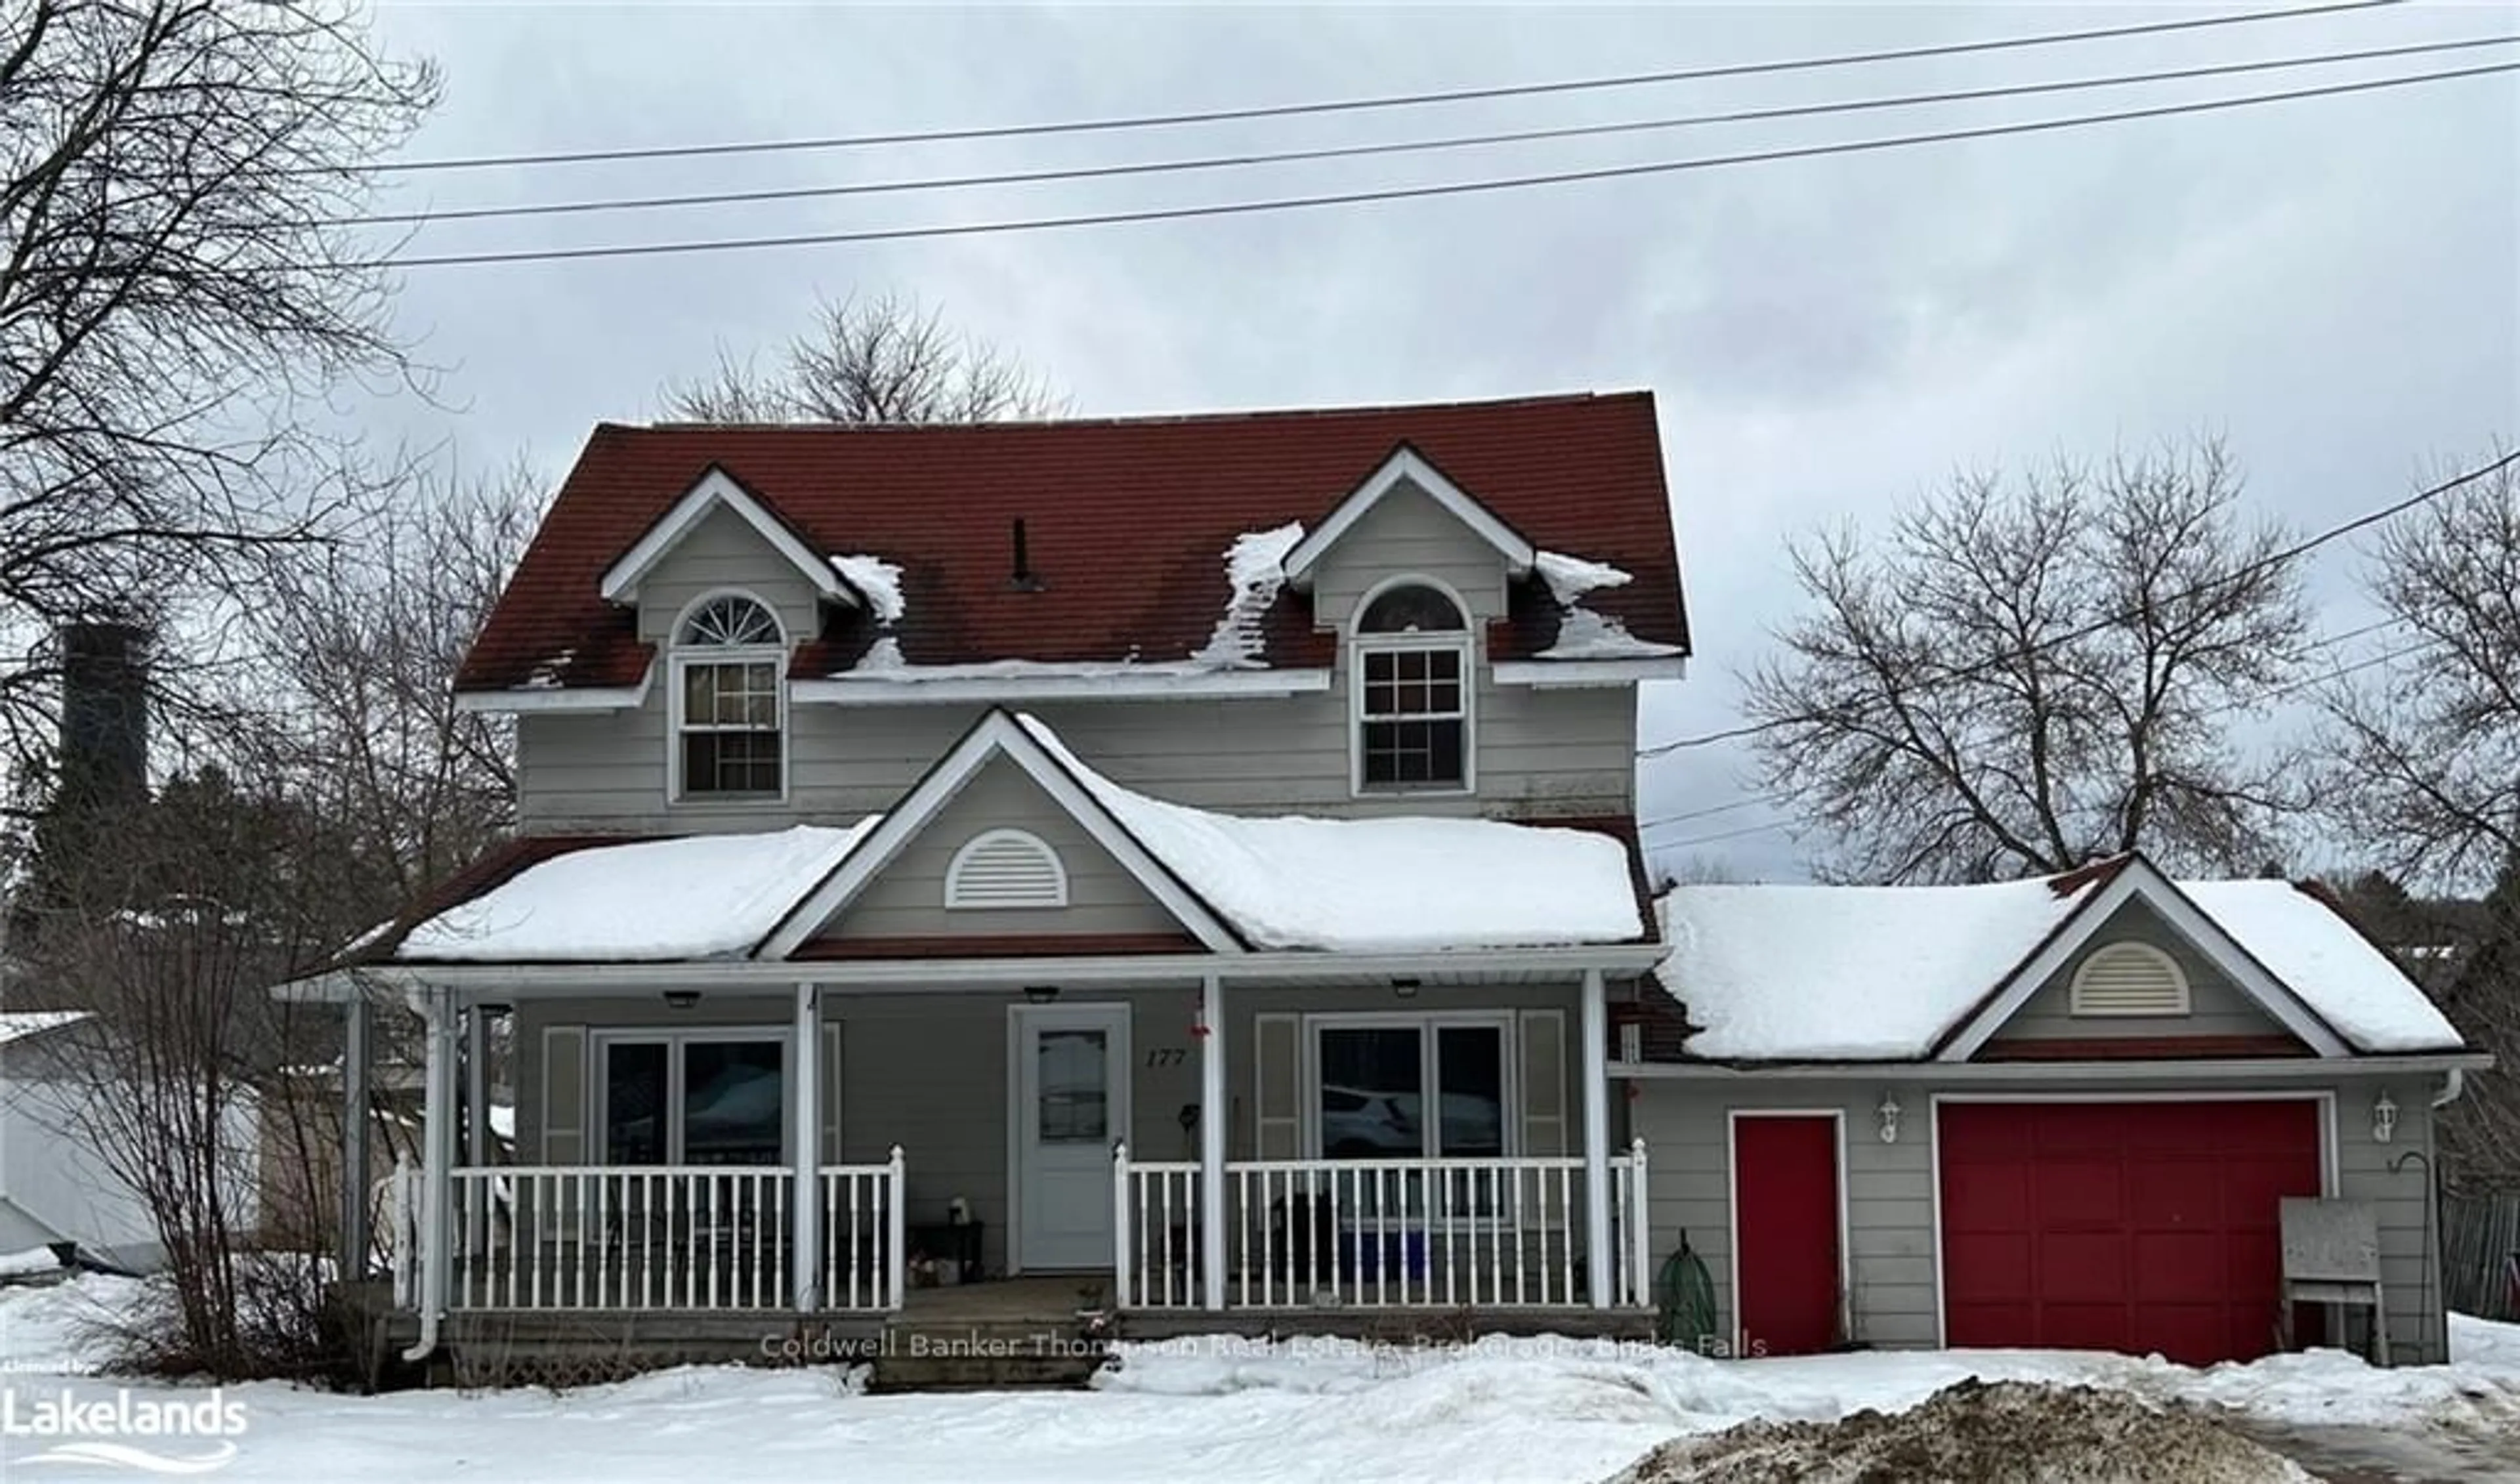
[4,1277,2515,1482]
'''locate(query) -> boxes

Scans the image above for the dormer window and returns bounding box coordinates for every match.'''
[1351,580,1472,794]
[671,593,786,799]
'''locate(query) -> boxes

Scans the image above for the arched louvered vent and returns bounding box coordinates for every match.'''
[2068,941,2191,1017]
[945,829,1069,910]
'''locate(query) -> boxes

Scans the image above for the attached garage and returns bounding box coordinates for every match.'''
[1937,1099,2325,1365]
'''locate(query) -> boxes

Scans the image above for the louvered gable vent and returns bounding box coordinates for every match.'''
[946,828,1068,910]
[2067,941,2191,1017]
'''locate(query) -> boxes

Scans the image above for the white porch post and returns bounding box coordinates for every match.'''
[1200,972,1227,1311]
[418,985,457,1330]
[337,989,371,1281]
[462,1007,488,1257]
[791,981,821,1312]
[1581,967,1612,1309]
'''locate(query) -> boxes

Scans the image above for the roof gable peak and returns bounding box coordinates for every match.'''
[1281,444,1536,585]
[598,464,861,608]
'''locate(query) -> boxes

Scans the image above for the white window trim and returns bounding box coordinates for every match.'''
[2067,940,2193,1017]
[1298,1009,1520,1160]
[1347,574,1477,799]
[666,588,791,805]
[591,1025,795,1166]
[945,828,1071,910]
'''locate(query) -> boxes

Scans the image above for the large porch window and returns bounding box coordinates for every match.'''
[1311,1015,1510,1160]
[597,1031,788,1166]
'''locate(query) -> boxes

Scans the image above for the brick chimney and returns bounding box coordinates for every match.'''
[55,621,149,812]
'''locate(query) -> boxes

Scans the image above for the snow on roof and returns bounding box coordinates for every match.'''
[830,553,904,625]
[1662,879,2089,1060]
[2180,881,2464,1053]
[1657,870,2468,1061]
[837,643,1238,682]
[398,823,879,962]
[0,1011,89,1049]
[1532,550,1685,662]
[1194,522,1303,669]
[1016,715,1643,951]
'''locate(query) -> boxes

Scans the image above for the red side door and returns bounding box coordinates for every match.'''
[1732,1114,1843,1356]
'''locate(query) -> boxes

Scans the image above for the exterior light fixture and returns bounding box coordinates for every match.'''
[2372,1089,2398,1144]
[1876,1091,1902,1145]
[662,990,700,1010]
[1390,975,1421,1000]
[1023,985,1059,1006]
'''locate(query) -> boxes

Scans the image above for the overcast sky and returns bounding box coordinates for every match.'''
[356,2,2518,881]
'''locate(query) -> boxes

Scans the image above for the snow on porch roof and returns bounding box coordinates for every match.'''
[1654,864,2466,1062]
[379,715,1647,965]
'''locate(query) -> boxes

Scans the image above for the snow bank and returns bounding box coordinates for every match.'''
[0,1244,62,1278]
[831,553,905,625]
[1019,717,1643,951]
[2452,1312,2520,1372]
[397,823,878,961]
[0,1010,88,1047]
[1662,878,2090,1059]
[1531,550,1685,662]
[1194,522,1303,668]
[2179,881,2466,1052]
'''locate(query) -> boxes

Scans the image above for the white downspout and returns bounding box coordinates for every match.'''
[2429,1067,2467,1109]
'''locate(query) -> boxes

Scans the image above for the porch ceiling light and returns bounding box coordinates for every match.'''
[1023,985,1059,1005]
[1876,1091,1902,1145]
[2372,1089,2398,1144]
[1391,975,1421,999]
[662,990,700,1010]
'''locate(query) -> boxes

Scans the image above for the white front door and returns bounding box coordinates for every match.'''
[1011,1004,1130,1271]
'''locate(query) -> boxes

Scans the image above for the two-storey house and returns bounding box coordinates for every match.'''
[303,391,2480,1376]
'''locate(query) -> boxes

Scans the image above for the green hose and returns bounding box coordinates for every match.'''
[1656,1236,1717,1351]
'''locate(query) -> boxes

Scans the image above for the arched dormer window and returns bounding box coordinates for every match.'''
[2068,941,2192,1017]
[671,592,786,799]
[946,829,1070,910]
[1351,578,1473,794]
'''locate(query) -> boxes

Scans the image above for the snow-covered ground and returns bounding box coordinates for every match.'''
[3,1275,2515,1482]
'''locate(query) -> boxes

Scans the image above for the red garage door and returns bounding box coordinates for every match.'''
[1939,1100,2322,1365]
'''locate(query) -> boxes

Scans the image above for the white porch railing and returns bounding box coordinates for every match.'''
[1116,1140,1651,1310]
[431,1155,904,1313]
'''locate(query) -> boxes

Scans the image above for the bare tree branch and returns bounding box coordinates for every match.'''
[661,289,1064,425]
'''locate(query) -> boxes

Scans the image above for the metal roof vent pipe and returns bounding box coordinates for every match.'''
[1009,517,1045,591]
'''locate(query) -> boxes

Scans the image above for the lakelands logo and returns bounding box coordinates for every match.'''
[1,1386,246,1473]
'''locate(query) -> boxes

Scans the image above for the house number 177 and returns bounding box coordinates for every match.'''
[1144,1048,1186,1067]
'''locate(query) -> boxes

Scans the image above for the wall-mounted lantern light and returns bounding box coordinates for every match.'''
[2372,1089,2398,1144]
[1876,1091,1902,1145]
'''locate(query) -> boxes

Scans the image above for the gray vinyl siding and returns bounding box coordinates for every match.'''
[1630,1075,2450,1363]
[1307,478,1509,630]
[515,475,1634,830]
[1990,900,2290,1045]
[816,757,1181,942]
[632,504,823,647]
[513,981,1589,1278]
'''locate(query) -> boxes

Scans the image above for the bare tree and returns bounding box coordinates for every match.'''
[259,459,541,899]
[1747,439,2313,883]
[2322,456,2520,883]
[0,1,438,771]
[663,290,1064,424]
[2320,454,2520,1190]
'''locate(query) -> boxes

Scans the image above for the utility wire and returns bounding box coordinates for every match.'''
[1632,451,2520,761]
[346,33,2511,228]
[355,0,2399,176]
[337,59,2517,272]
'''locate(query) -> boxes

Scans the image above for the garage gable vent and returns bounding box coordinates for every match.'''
[2068,941,2191,1017]
[946,828,1068,910]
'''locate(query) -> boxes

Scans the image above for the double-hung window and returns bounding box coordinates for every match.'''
[672,593,786,799]
[1353,582,1471,793]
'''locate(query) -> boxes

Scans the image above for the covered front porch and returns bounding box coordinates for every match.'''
[355,947,1663,1344]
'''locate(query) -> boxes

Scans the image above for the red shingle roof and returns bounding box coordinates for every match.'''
[457,392,1687,691]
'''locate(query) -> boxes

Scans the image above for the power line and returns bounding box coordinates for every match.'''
[338,59,2517,272]
[1638,796,1779,832]
[356,0,2399,177]
[347,33,2513,229]
[1633,452,2520,760]
[1654,817,1801,851]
